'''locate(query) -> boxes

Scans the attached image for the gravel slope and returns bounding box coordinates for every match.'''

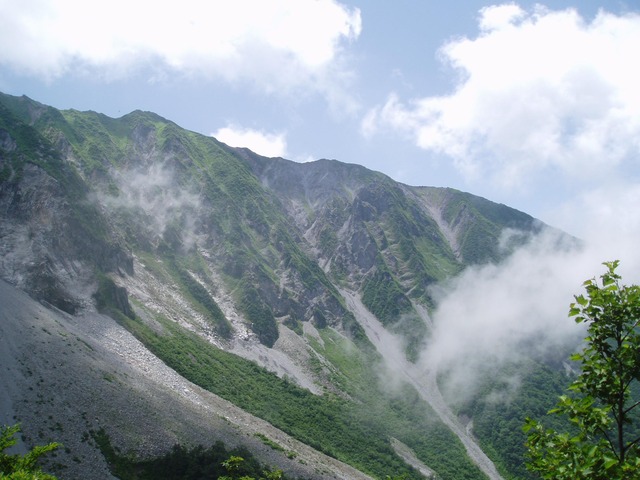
[0,279,373,480]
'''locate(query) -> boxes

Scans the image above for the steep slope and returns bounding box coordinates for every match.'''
[338,288,502,480]
[0,279,373,480]
[0,97,133,315]
[238,150,541,358]
[0,92,560,479]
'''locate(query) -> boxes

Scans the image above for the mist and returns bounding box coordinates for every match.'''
[99,163,203,250]
[417,221,640,405]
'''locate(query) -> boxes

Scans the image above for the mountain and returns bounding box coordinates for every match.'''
[0,92,565,479]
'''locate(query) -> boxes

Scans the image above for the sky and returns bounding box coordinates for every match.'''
[2,0,638,237]
[2,1,640,386]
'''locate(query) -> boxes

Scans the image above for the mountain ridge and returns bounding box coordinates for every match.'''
[0,91,564,480]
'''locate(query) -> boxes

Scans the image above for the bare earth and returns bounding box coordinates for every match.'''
[0,279,373,480]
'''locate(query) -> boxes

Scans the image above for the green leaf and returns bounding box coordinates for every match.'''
[575,295,588,306]
[603,456,618,469]
[524,261,640,479]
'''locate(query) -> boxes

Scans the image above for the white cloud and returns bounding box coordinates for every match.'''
[0,0,361,93]
[478,3,525,31]
[419,228,603,403]
[548,179,640,267]
[418,177,640,403]
[213,125,287,158]
[363,5,640,190]
[419,210,640,402]
[360,3,640,408]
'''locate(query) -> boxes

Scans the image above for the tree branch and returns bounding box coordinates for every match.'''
[620,317,640,344]
[627,434,640,451]
[596,426,619,461]
[624,398,640,416]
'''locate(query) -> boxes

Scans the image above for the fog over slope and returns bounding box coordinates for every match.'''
[420,217,640,405]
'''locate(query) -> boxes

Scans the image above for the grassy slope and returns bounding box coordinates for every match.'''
[49,107,351,346]
[118,309,483,480]
[456,360,570,480]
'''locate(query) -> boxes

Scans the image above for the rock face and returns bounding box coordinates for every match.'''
[0,128,132,314]
[0,92,540,342]
[0,92,551,479]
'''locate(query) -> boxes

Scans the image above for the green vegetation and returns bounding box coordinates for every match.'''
[0,92,562,479]
[119,312,481,479]
[170,260,232,338]
[0,99,89,202]
[434,188,537,264]
[340,311,371,347]
[313,327,483,479]
[123,315,415,478]
[524,261,640,478]
[361,264,412,326]
[355,182,461,305]
[460,361,569,479]
[253,433,295,458]
[236,280,279,347]
[0,424,60,479]
[308,327,379,397]
[92,429,287,480]
[386,199,458,289]
[219,455,283,480]
[94,273,135,320]
[389,314,428,364]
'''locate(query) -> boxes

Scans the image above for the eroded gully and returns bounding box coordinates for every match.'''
[340,289,503,480]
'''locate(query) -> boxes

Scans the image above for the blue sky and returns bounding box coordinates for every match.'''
[1,1,639,259]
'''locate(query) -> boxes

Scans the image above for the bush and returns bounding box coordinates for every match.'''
[0,424,60,480]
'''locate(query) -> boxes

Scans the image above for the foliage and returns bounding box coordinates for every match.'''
[236,280,279,347]
[120,313,481,479]
[0,424,60,479]
[358,182,460,305]
[434,187,537,264]
[463,360,569,479]
[172,260,232,338]
[524,261,640,479]
[361,259,412,326]
[94,273,135,320]
[0,92,559,480]
[219,455,282,480]
[339,311,371,347]
[92,429,286,480]
[253,433,286,454]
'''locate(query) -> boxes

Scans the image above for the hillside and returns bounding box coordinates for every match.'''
[0,92,568,479]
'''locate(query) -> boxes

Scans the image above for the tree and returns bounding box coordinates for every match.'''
[218,455,282,480]
[523,261,640,479]
[0,424,60,479]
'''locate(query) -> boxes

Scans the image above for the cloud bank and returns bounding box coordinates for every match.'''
[0,0,361,95]
[418,209,640,403]
[363,5,640,191]
[365,4,640,404]
[213,125,288,158]
[419,228,595,403]
[101,163,203,250]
